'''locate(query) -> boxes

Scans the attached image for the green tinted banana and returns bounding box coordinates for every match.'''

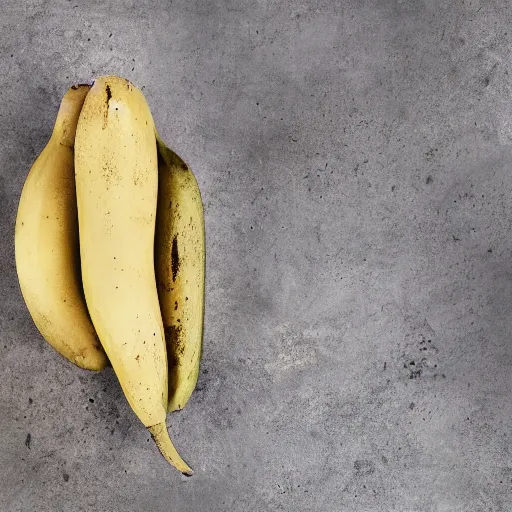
[75,75,192,475]
[15,84,107,371]
[154,134,205,412]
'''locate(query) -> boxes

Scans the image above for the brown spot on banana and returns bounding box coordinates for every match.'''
[171,236,180,282]
[165,324,187,396]
[102,84,112,129]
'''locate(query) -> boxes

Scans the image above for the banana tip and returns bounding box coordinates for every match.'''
[148,422,194,475]
[70,80,94,90]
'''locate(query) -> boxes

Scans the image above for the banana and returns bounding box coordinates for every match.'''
[74,75,193,475]
[154,135,205,412]
[14,84,108,371]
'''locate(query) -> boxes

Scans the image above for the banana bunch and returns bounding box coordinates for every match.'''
[14,76,205,475]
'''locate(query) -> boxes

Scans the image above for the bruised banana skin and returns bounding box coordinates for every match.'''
[15,84,108,371]
[74,75,192,475]
[154,134,205,412]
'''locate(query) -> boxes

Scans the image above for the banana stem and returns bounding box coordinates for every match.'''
[147,422,194,476]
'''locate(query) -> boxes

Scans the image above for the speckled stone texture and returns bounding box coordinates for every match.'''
[1,1,512,511]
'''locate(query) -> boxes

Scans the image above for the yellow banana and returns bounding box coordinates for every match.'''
[154,134,205,412]
[14,84,108,371]
[74,75,192,475]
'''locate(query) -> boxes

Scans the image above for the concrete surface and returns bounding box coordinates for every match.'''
[1,0,512,511]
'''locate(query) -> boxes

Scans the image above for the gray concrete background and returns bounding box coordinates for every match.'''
[1,0,512,511]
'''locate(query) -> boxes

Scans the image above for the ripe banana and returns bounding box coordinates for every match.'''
[154,135,205,412]
[74,75,192,475]
[15,84,108,371]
